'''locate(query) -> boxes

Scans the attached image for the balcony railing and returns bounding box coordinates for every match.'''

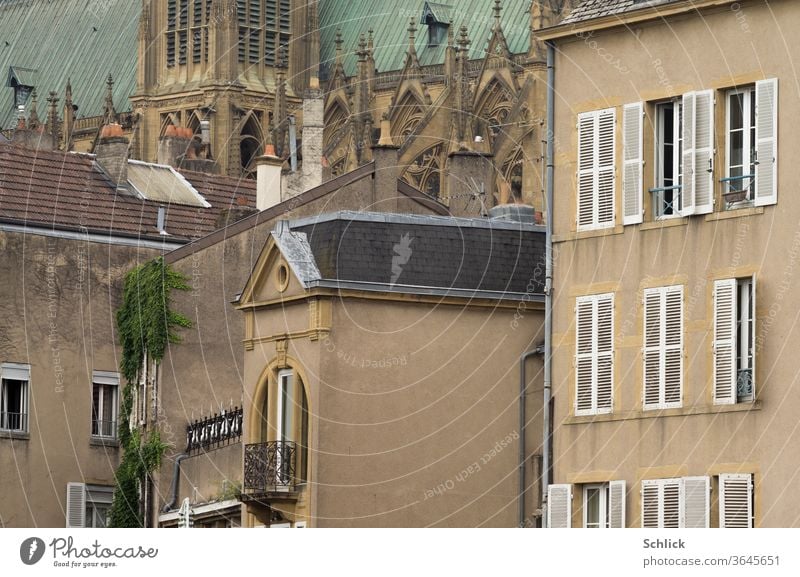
[186,407,243,453]
[0,411,27,432]
[243,441,297,494]
[721,174,754,206]
[91,419,117,439]
[737,368,754,401]
[649,185,682,219]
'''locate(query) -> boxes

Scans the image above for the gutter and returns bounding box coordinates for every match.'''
[518,344,544,527]
[541,40,556,528]
[161,453,190,513]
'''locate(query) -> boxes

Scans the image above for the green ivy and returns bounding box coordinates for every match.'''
[109,257,191,528]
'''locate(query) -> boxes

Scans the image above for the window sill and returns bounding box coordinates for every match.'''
[639,218,689,231]
[90,436,120,448]
[705,206,764,221]
[564,400,762,424]
[0,430,30,440]
[554,225,623,243]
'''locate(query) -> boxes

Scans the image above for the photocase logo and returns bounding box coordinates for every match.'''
[19,537,46,565]
[390,233,414,287]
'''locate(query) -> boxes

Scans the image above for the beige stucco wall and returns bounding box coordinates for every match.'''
[0,231,157,527]
[241,284,544,527]
[550,0,798,527]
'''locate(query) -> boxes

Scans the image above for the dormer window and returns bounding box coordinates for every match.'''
[7,66,36,109]
[421,2,452,47]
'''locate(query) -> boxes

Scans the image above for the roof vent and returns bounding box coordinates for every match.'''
[157,206,168,235]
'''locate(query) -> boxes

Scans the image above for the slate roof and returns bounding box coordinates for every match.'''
[562,0,681,24]
[285,211,545,298]
[0,143,256,243]
[0,0,140,130]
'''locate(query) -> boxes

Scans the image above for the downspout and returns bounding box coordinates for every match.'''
[161,453,190,513]
[542,40,556,527]
[519,346,542,527]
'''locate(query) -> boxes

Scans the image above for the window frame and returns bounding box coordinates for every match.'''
[0,363,30,433]
[653,99,684,219]
[583,483,609,529]
[724,86,757,205]
[91,372,119,440]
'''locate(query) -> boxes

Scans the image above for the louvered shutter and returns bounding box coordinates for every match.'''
[623,103,643,225]
[662,479,681,528]
[608,480,626,528]
[575,297,595,415]
[749,275,757,399]
[547,484,572,528]
[693,90,715,214]
[755,78,778,207]
[663,286,683,408]
[681,92,696,215]
[681,476,710,528]
[66,483,86,528]
[713,279,737,404]
[642,289,662,410]
[596,295,614,412]
[597,109,616,227]
[641,480,660,528]
[577,112,596,229]
[720,473,753,528]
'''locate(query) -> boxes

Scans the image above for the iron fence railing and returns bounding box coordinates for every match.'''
[243,441,297,493]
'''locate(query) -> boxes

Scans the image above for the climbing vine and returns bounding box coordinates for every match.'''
[109,257,191,528]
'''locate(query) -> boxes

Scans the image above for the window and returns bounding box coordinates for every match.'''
[91,371,119,438]
[720,473,754,528]
[167,0,211,67]
[653,100,683,218]
[723,79,778,208]
[643,285,683,410]
[641,477,709,528]
[66,483,113,528]
[547,481,625,528]
[575,293,613,416]
[577,108,615,231]
[1,363,30,433]
[713,278,755,404]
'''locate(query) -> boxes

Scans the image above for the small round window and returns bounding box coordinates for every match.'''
[276,263,290,292]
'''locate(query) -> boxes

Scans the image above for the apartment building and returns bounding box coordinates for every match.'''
[540,0,794,527]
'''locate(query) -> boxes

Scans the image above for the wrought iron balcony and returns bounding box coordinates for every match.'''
[737,368,754,402]
[186,407,243,453]
[243,441,298,496]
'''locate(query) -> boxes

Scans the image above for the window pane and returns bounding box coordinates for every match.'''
[730,131,744,168]
[586,488,600,528]
[729,93,744,130]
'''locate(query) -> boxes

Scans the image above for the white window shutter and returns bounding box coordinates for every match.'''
[693,90,714,214]
[663,286,683,408]
[623,103,643,225]
[608,480,626,528]
[596,295,614,413]
[597,109,616,226]
[713,279,737,404]
[681,92,696,215]
[750,275,757,399]
[720,473,753,528]
[642,289,662,410]
[577,112,597,229]
[681,476,710,528]
[662,479,681,528]
[547,484,572,528]
[66,482,86,528]
[755,78,778,207]
[575,297,595,415]
[641,480,660,528]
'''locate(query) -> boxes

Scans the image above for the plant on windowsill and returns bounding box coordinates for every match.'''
[109,257,191,528]
[721,174,754,207]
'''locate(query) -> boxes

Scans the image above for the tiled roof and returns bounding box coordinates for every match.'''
[0,143,256,243]
[319,0,532,78]
[290,211,545,296]
[562,0,681,24]
[0,0,140,130]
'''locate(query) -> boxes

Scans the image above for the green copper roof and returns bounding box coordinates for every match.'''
[0,0,140,130]
[319,0,532,78]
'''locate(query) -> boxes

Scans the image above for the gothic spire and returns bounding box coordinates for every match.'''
[103,74,117,124]
[28,89,40,129]
[46,91,59,138]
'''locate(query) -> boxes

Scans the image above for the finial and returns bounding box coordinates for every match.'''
[335,28,343,53]
[458,25,471,51]
[28,89,40,128]
[408,17,417,43]
[493,0,502,24]
[104,73,117,124]
[368,28,374,51]
[357,33,367,61]
[448,20,454,45]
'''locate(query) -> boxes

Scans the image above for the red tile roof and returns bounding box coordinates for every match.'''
[0,143,256,243]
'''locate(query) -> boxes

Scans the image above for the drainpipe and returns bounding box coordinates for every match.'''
[162,453,190,513]
[519,346,543,527]
[542,40,556,526]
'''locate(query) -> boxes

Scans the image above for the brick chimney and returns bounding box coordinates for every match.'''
[95,123,129,192]
[256,143,283,211]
